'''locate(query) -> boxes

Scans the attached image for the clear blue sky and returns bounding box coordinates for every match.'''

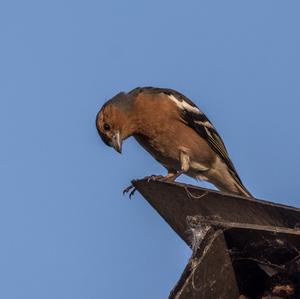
[1,1,300,298]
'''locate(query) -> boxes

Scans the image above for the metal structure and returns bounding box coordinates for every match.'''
[132,179,300,299]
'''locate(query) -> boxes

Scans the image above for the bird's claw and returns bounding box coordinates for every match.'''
[123,185,137,199]
[123,175,170,199]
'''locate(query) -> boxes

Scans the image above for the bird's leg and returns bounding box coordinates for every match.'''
[144,151,191,183]
[180,151,190,173]
[161,151,190,182]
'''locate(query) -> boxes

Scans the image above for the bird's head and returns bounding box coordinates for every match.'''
[96,92,134,154]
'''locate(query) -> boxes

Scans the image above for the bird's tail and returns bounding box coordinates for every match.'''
[228,169,253,198]
[201,166,253,198]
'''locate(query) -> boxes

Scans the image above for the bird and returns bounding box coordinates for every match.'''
[96,87,252,198]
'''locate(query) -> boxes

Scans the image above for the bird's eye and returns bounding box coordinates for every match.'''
[103,123,110,131]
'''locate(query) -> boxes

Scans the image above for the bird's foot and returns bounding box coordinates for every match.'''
[143,175,164,182]
[123,185,137,199]
[123,174,176,199]
[144,174,175,183]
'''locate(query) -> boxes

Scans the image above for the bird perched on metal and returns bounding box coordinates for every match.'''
[96,87,252,197]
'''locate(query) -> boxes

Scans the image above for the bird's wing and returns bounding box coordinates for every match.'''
[181,106,252,196]
[180,102,238,175]
[158,88,243,183]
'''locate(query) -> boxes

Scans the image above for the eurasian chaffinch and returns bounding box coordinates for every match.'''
[96,87,252,197]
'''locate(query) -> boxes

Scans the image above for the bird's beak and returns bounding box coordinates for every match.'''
[111,131,122,154]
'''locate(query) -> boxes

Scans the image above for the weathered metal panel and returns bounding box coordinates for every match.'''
[132,180,300,246]
[169,229,239,299]
[131,179,300,298]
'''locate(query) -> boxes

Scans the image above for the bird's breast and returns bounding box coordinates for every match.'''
[133,133,181,170]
